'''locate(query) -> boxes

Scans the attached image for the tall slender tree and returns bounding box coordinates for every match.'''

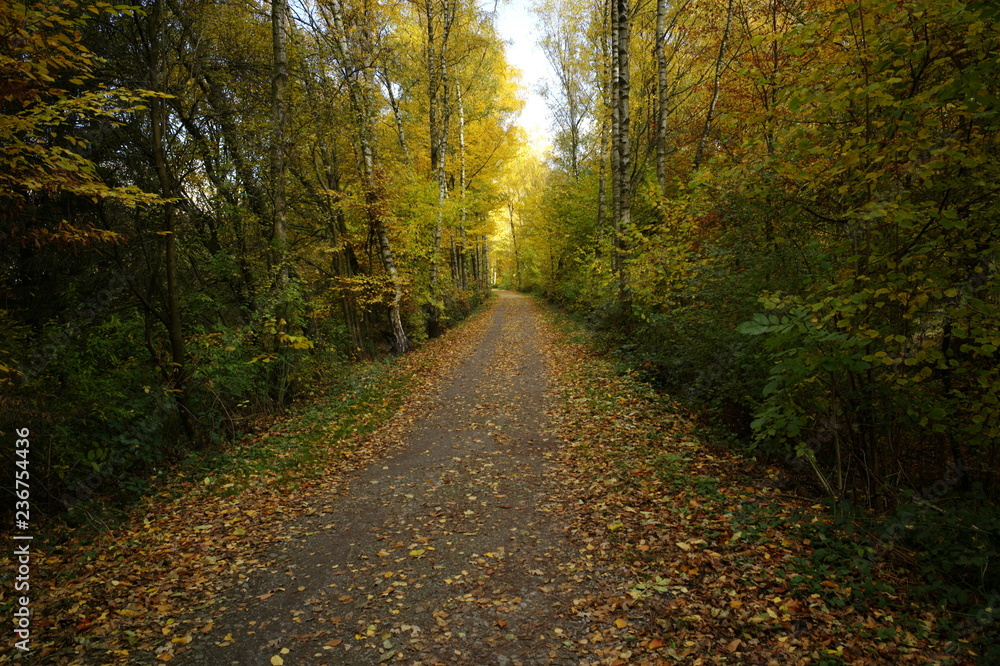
[536,0,593,181]
[324,0,410,353]
[271,0,290,290]
[147,0,196,440]
[611,0,631,318]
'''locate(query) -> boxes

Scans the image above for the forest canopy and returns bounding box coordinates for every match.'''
[1,0,521,509]
[499,0,1000,512]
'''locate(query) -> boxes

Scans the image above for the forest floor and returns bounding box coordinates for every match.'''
[5,292,972,664]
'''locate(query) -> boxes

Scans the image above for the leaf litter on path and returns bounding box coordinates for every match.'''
[538,306,965,665]
[9,292,965,665]
[3,298,495,664]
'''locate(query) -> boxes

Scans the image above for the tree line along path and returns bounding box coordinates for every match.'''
[161,292,955,666]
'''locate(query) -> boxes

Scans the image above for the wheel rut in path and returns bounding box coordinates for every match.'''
[179,292,603,665]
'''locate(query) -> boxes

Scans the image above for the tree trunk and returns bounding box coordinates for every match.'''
[271,0,289,289]
[596,115,608,257]
[611,0,631,319]
[328,0,409,354]
[508,201,521,290]
[655,0,668,195]
[609,0,621,280]
[381,70,411,161]
[149,0,196,441]
[426,0,441,334]
[472,234,481,290]
[484,235,491,288]
[426,0,453,337]
[456,80,469,292]
[694,0,734,170]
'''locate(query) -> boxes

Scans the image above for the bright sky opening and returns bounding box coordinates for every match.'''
[487,0,555,154]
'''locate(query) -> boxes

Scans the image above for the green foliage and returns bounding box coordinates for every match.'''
[737,0,1000,505]
[15,313,176,505]
[887,491,1000,603]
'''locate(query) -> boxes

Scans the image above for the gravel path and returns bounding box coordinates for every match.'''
[178,292,604,665]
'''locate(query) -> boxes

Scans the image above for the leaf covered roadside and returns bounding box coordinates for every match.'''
[0,300,498,664]
[538,306,974,665]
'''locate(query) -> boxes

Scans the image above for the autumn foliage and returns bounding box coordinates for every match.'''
[1,0,519,520]
[507,0,1000,649]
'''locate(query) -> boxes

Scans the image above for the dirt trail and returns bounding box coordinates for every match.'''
[178,292,603,665]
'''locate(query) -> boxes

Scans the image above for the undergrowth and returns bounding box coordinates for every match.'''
[541,297,997,663]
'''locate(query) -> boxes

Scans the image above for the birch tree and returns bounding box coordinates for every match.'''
[536,0,594,181]
[322,0,410,353]
[610,0,631,317]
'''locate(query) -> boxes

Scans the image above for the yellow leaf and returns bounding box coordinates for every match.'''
[409,549,425,556]
[614,618,628,629]
[270,656,284,665]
